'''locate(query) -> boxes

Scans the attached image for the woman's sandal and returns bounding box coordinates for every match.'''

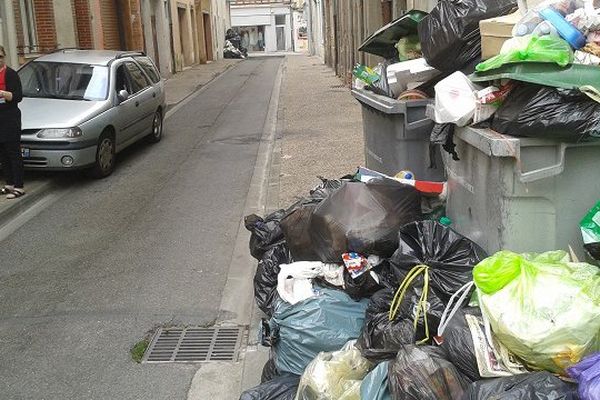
[6,188,25,199]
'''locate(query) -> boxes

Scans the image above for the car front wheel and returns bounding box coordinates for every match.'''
[91,132,116,178]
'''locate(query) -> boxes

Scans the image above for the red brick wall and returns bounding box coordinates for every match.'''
[101,0,121,50]
[33,0,58,52]
[73,0,93,48]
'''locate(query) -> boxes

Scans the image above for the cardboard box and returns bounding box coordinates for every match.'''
[480,12,521,60]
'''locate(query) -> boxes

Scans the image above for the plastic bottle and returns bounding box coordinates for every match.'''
[539,7,587,49]
[532,21,560,37]
[352,64,380,85]
[395,170,415,180]
[513,11,544,36]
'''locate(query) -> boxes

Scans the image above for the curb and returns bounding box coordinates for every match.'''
[0,179,55,229]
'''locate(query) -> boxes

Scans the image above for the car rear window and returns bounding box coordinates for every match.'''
[134,56,161,84]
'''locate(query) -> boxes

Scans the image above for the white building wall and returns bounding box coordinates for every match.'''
[140,0,173,76]
[230,4,292,52]
[53,0,77,48]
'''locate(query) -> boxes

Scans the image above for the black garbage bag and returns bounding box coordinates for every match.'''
[280,178,345,261]
[440,307,482,382]
[389,345,472,400]
[261,354,280,383]
[361,221,486,353]
[245,210,286,261]
[492,83,600,142]
[239,373,301,400]
[389,221,487,297]
[357,288,419,362]
[309,181,422,262]
[254,243,292,316]
[418,0,516,72]
[463,372,579,400]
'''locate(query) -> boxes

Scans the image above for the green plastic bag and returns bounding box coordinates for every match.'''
[581,201,600,261]
[473,250,600,374]
[476,35,573,72]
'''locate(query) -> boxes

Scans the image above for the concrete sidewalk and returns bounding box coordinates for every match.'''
[0,59,242,229]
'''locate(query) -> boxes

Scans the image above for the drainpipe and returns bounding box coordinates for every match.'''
[2,0,18,67]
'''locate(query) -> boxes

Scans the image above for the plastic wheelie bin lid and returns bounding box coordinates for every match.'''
[469,63,600,92]
[358,10,428,59]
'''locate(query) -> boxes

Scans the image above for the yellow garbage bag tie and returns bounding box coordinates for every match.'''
[388,264,431,345]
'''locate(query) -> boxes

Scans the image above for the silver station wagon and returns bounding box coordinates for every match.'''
[18,50,166,177]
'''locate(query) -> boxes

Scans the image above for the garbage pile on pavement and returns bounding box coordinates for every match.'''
[224,29,248,59]
[238,0,600,397]
[239,167,600,400]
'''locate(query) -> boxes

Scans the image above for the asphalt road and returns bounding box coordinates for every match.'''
[0,57,282,399]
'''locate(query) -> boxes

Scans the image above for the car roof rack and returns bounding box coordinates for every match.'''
[115,51,146,59]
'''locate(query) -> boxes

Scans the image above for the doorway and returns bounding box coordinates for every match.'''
[203,13,213,61]
[276,27,285,51]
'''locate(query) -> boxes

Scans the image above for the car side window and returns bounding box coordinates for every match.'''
[134,56,161,84]
[115,65,132,95]
[124,61,150,94]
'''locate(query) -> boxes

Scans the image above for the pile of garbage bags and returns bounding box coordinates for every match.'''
[240,173,600,400]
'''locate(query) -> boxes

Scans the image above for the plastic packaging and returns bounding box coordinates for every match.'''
[360,361,391,400]
[239,373,300,400]
[417,0,517,72]
[276,262,344,305]
[268,287,369,375]
[532,20,560,36]
[513,10,544,36]
[255,243,293,316]
[475,35,573,72]
[295,341,371,400]
[540,7,587,48]
[491,83,600,142]
[353,64,380,85]
[580,201,600,260]
[388,345,472,400]
[473,250,600,374]
[567,352,600,400]
[308,181,422,262]
[463,372,579,400]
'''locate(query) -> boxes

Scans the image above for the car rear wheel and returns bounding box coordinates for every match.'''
[148,110,163,143]
[91,132,116,178]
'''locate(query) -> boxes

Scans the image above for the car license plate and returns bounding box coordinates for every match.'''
[21,147,30,158]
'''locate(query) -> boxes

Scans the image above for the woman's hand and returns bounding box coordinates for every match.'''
[0,90,13,102]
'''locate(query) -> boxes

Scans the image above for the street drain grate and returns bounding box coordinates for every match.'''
[142,326,245,363]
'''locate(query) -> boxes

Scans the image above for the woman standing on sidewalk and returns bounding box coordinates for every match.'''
[0,45,25,199]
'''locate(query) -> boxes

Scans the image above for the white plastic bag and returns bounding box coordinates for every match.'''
[277,262,344,305]
[295,341,371,400]
[432,72,480,126]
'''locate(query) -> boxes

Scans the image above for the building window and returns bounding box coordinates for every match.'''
[275,14,286,26]
[19,0,38,53]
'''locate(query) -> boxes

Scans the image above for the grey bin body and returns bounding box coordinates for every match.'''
[352,89,444,181]
[444,126,600,261]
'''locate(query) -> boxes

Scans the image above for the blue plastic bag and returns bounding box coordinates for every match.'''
[269,288,369,375]
[360,361,392,400]
[567,352,600,400]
